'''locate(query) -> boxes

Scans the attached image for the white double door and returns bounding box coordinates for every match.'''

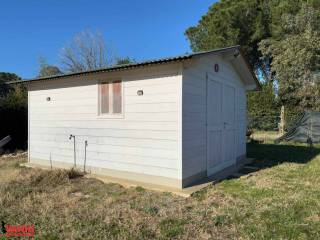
[207,77,236,176]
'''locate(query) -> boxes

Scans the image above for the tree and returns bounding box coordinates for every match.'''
[247,82,279,130]
[185,0,314,82]
[0,72,20,98]
[0,72,27,150]
[60,30,116,73]
[259,4,320,111]
[185,0,319,129]
[185,0,272,80]
[38,57,63,78]
[115,57,135,66]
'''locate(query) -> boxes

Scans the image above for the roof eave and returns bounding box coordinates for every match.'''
[239,48,261,91]
[8,57,193,85]
[7,45,258,88]
[7,45,242,85]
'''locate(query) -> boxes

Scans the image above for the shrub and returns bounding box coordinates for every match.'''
[0,73,27,151]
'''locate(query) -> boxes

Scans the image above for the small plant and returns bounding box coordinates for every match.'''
[212,214,230,226]
[159,218,187,238]
[67,168,84,179]
[135,186,145,192]
[145,206,159,216]
[192,188,208,201]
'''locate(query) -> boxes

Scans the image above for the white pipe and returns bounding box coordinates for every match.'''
[84,140,88,172]
[69,135,76,167]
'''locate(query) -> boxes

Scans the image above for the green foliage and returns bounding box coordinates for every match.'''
[260,3,320,111]
[191,188,208,201]
[185,0,271,75]
[115,57,135,66]
[0,72,20,97]
[135,186,145,192]
[0,72,27,150]
[159,218,187,238]
[247,82,279,130]
[212,214,231,226]
[284,106,304,131]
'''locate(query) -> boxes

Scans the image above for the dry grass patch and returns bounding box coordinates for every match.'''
[1,140,320,239]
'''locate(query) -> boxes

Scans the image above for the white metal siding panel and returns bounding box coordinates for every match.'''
[29,65,182,180]
[182,61,206,179]
[182,55,247,179]
[236,87,247,157]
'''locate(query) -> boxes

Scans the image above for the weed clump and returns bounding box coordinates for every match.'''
[212,215,231,226]
[23,168,83,188]
[67,168,84,179]
[135,186,145,192]
[159,218,187,238]
[30,170,70,187]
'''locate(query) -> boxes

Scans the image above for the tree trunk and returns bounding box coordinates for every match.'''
[279,105,285,135]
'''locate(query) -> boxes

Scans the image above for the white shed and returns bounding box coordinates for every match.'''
[21,46,259,189]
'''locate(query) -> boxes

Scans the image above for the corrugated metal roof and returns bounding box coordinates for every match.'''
[9,45,241,84]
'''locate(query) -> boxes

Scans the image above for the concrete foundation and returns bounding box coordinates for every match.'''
[29,158,182,188]
[182,154,248,187]
[24,155,252,197]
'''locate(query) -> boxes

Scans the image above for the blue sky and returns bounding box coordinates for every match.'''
[0,0,216,79]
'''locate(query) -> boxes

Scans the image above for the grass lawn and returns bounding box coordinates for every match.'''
[251,130,279,142]
[1,140,320,239]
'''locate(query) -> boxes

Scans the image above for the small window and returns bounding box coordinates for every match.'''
[99,81,122,115]
[100,82,109,114]
[112,81,122,114]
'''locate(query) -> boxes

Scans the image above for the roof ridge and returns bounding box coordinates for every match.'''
[9,45,241,84]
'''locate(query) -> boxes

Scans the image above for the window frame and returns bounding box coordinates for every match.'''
[98,79,124,119]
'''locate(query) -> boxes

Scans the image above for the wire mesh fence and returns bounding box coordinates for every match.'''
[248,109,303,133]
[248,114,280,132]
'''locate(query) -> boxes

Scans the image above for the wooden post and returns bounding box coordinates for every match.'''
[279,105,285,136]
